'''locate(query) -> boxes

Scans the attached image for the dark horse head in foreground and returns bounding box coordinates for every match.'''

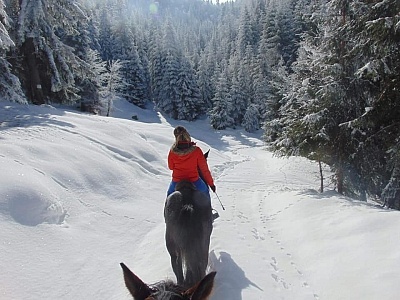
[164,180,213,288]
[120,262,216,300]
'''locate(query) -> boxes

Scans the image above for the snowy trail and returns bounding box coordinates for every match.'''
[210,146,322,300]
[3,103,400,300]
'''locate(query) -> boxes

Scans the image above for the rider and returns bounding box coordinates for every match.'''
[167,126,216,201]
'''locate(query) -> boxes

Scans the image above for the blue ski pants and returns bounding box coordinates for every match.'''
[167,177,211,201]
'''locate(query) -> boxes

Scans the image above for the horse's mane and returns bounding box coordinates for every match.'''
[167,181,209,236]
[148,280,186,299]
[120,262,217,300]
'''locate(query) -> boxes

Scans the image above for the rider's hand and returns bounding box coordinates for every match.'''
[210,185,216,193]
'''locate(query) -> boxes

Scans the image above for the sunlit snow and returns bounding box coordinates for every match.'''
[1,99,399,300]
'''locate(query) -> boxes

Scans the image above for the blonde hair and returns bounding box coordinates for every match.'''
[173,126,191,142]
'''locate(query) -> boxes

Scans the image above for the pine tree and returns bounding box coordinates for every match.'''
[381,151,400,209]
[276,4,298,69]
[264,0,334,191]
[236,6,254,58]
[147,26,164,104]
[0,0,25,103]
[264,57,288,123]
[158,48,181,117]
[78,49,107,114]
[98,8,114,62]
[0,0,12,48]
[258,3,281,74]
[348,0,400,204]
[111,19,148,107]
[136,33,151,106]
[229,71,248,126]
[63,4,102,113]
[101,59,124,117]
[153,18,205,120]
[209,67,234,130]
[175,58,203,120]
[242,103,260,132]
[12,0,86,104]
[197,47,216,110]
[155,19,181,116]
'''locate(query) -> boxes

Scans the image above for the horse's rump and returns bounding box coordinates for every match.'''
[164,180,212,287]
[165,181,211,246]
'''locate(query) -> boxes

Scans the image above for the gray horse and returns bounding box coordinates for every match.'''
[164,180,213,288]
[120,262,216,300]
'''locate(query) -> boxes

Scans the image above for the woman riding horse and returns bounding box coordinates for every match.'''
[164,126,217,288]
[167,126,216,199]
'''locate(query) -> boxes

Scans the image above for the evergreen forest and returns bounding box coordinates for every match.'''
[1,0,399,208]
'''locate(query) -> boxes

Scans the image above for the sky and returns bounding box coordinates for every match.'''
[1,99,400,300]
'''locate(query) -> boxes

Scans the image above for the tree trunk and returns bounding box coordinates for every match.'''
[359,175,367,202]
[336,166,344,194]
[319,160,324,193]
[382,162,400,209]
[22,38,44,105]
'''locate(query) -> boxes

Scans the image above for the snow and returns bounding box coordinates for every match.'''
[1,99,400,300]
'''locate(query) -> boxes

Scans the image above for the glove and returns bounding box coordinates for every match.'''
[210,185,216,193]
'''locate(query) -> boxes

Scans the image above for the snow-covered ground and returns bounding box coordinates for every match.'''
[1,100,399,300]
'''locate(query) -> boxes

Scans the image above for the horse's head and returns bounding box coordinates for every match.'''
[120,263,216,300]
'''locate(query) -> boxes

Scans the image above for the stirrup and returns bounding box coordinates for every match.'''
[212,209,219,221]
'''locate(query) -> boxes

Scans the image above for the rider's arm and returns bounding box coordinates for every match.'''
[168,150,174,170]
[196,148,214,186]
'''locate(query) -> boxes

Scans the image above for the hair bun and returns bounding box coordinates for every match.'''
[173,126,191,142]
[173,126,187,137]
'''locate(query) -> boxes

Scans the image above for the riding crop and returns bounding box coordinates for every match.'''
[213,192,225,210]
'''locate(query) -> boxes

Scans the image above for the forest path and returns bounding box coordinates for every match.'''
[209,146,321,300]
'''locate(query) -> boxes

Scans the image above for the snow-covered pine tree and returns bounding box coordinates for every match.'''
[276,2,299,69]
[258,3,281,74]
[98,8,114,62]
[381,149,400,210]
[0,0,12,48]
[153,18,205,120]
[236,5,254,59]
[147,26,164,105]
[175,58,203,120]
[272,0,366,196]
[197,47,216,110]
[12,0,86,105]
[155,19,181,117]
[209,67,234,130]
[242,103,260,132]
[78,49,107,114]
[263,57,288,125]
[158,49,180,117]
[0,0,25,103]
[263,0,333,195]
[136,33,151,107]
[348,0,400,205]
[62,4,103,113]
[100,59,124,117]
[229,71,248,126]
[110,18,149,108]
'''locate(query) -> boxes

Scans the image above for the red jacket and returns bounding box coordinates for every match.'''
[168,146,214,186]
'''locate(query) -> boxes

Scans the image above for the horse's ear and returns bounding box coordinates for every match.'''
[120,263,152,300]
[204,149,210,159]
[183,271,216,300]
